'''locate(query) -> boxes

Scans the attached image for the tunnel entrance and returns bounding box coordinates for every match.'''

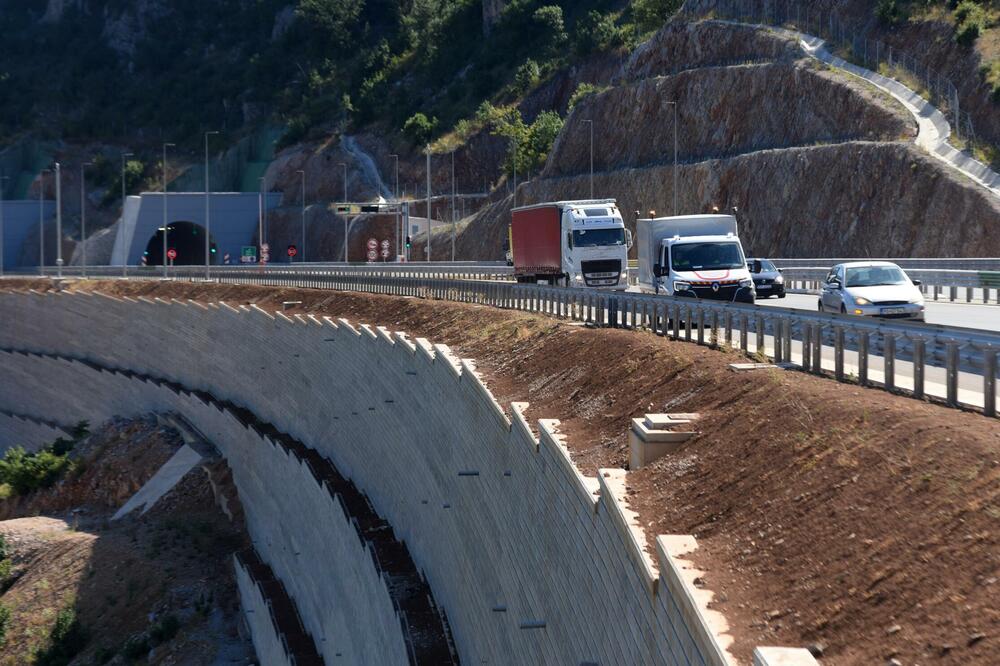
[143,221,217,266]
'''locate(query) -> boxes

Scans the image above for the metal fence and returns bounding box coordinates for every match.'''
[13,265,998,417]
[689,0,978,143]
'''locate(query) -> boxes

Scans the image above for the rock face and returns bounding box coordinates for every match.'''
[455,18,1000,260]
[546,62,914,177]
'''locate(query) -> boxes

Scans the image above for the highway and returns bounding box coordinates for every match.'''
[756,292,1000,332]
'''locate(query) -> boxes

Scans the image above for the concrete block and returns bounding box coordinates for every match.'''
[753,647,821,666]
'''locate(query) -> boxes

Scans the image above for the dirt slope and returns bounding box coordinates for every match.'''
[10,278,998,665]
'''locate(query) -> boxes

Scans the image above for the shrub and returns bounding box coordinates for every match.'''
[0,604,9,647]
[954,1,989,46]
[402,112,438,146]
[0,534,7,561]
[149,614,180,645]
[513,59,541,95]
[875,0,905,25]
[0,447,74,496]
[632,0,683,34]
[121,635,150,660]
[574,10,624,55]
[568,82,610,111]
[35,607,88,666]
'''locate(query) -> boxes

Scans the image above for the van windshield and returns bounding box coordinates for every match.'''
[572,228,625,247]
[671,242,745,271]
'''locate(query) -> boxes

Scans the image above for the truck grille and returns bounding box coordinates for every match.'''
[581,259,622,286]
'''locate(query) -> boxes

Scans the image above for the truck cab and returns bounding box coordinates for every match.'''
[636,214,755,303]
[510,199,632,290]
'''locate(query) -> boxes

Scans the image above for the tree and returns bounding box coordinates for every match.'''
[403,112,438,145]
[574,10,623,55]
[477,102,564,175]
[632,0,683,34]
[514,59,541,95]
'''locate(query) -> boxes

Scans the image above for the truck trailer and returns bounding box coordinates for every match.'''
[508,200,631,289]
[635,214,755,303]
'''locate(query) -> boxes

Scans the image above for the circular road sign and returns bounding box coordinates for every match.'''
[287,245,298,257]
[166,248,177,260]
[380,239,390,250]
[367,249,378,261]
[380,248,390,258]
[261,243,270,253]
[367,238,378,251]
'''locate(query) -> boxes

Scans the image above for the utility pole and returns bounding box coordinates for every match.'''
[425,146,431,262]
[120,153,133,277]
[339,162,348,262]
[55,163,63,278]
[668,101,678,216]
[257,186,263,264]
[451,151,456,262]
[80,162,93,277]
[204,130,219,279]
[39,169,48,275]
[297,170,305,262]
[582,119,594,199]
[0,174,7,278]
[162,142,175,277]
[390,154,399,258]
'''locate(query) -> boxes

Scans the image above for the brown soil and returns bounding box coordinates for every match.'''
[7,278,1000,665]
[0,415,252,665]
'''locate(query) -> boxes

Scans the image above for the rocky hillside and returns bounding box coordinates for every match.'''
[444,18,1000,260]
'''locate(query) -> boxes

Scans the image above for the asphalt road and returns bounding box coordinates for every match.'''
[756,292,1000,332]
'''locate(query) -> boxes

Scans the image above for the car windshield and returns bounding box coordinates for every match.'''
[671,242,745,271]
[845,266,909,287]
[572,228,625,247]
[748,259,777,273]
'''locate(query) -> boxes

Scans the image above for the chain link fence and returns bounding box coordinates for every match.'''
[685,0,977,143]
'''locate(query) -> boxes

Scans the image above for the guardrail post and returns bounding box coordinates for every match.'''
[724,311,733,347]
[933,285,940,301]
[857,331,868,385]
[834,326,845,381]
[739,314,748,352]
[801,323,812,372]
[985,347,997,418]
[755,315,765,358]
[812,324,822,374]
[710,311,719,348]
[673,305,681,340]
[966,286,973,303]
[685,307,694,342]
[773,319,783,363]
[946,342,959,407]
[949,285,957,302]
[884,333,896,391]
[783,319,792,365]
[696,308,705,345]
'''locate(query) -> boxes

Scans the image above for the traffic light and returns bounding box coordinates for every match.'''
[210,247,217,254]
[405,236,411,248]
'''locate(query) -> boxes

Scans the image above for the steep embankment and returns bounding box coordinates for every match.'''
[6,278,999,665]
[454,19,1000,260]
[0,416,252,664]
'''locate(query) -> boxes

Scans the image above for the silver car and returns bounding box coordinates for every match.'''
[819,261,925,321]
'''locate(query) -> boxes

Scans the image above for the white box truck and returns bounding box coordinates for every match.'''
[636,214,755,303]
[508,199,632,289]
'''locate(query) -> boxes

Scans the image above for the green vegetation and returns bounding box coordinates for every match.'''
[631,0,684,34]
[35,607,88,666]
[568,82,611,111]
[954,1,992,45]
[476,102,564,174]
[0,604,9,647]
[0,422,89,497]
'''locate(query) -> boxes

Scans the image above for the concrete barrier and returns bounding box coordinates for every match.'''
[0,409,69,454]
[0,290,821,664]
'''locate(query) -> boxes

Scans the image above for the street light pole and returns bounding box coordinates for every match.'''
[0,174,7,278]
[39,169,49,275]
[339,162,348,262]
[80,162,93,277]
[425,146,431,262]
[668,101,678,216]
[120,153,133,277]
[297,170,305,262]
[162,142,175,277]
[451,151,456,262]
[258,176,267,264]
[55,163,63,278]
[204,130,219,279]
[582,119,594,199]
[390,154,399,257]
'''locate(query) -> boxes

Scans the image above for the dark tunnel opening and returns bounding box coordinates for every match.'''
[143,221,217,266]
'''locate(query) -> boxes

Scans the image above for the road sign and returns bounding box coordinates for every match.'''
[287,245,298,257]
[367,238,378,251]
[380,248,390,259]
[166,248,177,260]
[367,249,378,261]
[261,243,270,253]
[380,239,390,250]
[223,253,231,265]
[241,246,257,263]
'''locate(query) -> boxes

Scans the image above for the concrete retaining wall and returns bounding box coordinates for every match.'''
[0,409,68,454]
[0,289,782,665]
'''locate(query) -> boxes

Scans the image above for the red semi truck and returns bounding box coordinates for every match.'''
[508,200,631,289]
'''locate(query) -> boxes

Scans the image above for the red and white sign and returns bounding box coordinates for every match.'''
[287,245,298,257]
[166,248,177,260]
[261,243,270,253]
[367,249,378,261]
[367,238,378,251]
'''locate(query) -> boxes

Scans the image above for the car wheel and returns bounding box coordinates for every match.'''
[777,292,786,299]
[817,301,823,312]
[840,304,847,314]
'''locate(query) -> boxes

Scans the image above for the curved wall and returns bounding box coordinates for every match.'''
[0,290,735,665]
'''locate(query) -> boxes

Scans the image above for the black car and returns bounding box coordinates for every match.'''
[746,258,786,298]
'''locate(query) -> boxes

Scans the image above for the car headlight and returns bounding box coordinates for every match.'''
[854,297,872,306]
[573,274,584,282]
[739,278,753,288]
[774,274,784,283]
[673,281,691,291]
[620,272,628,278]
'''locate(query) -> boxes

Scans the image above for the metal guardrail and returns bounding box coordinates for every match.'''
[12,264,998,418]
